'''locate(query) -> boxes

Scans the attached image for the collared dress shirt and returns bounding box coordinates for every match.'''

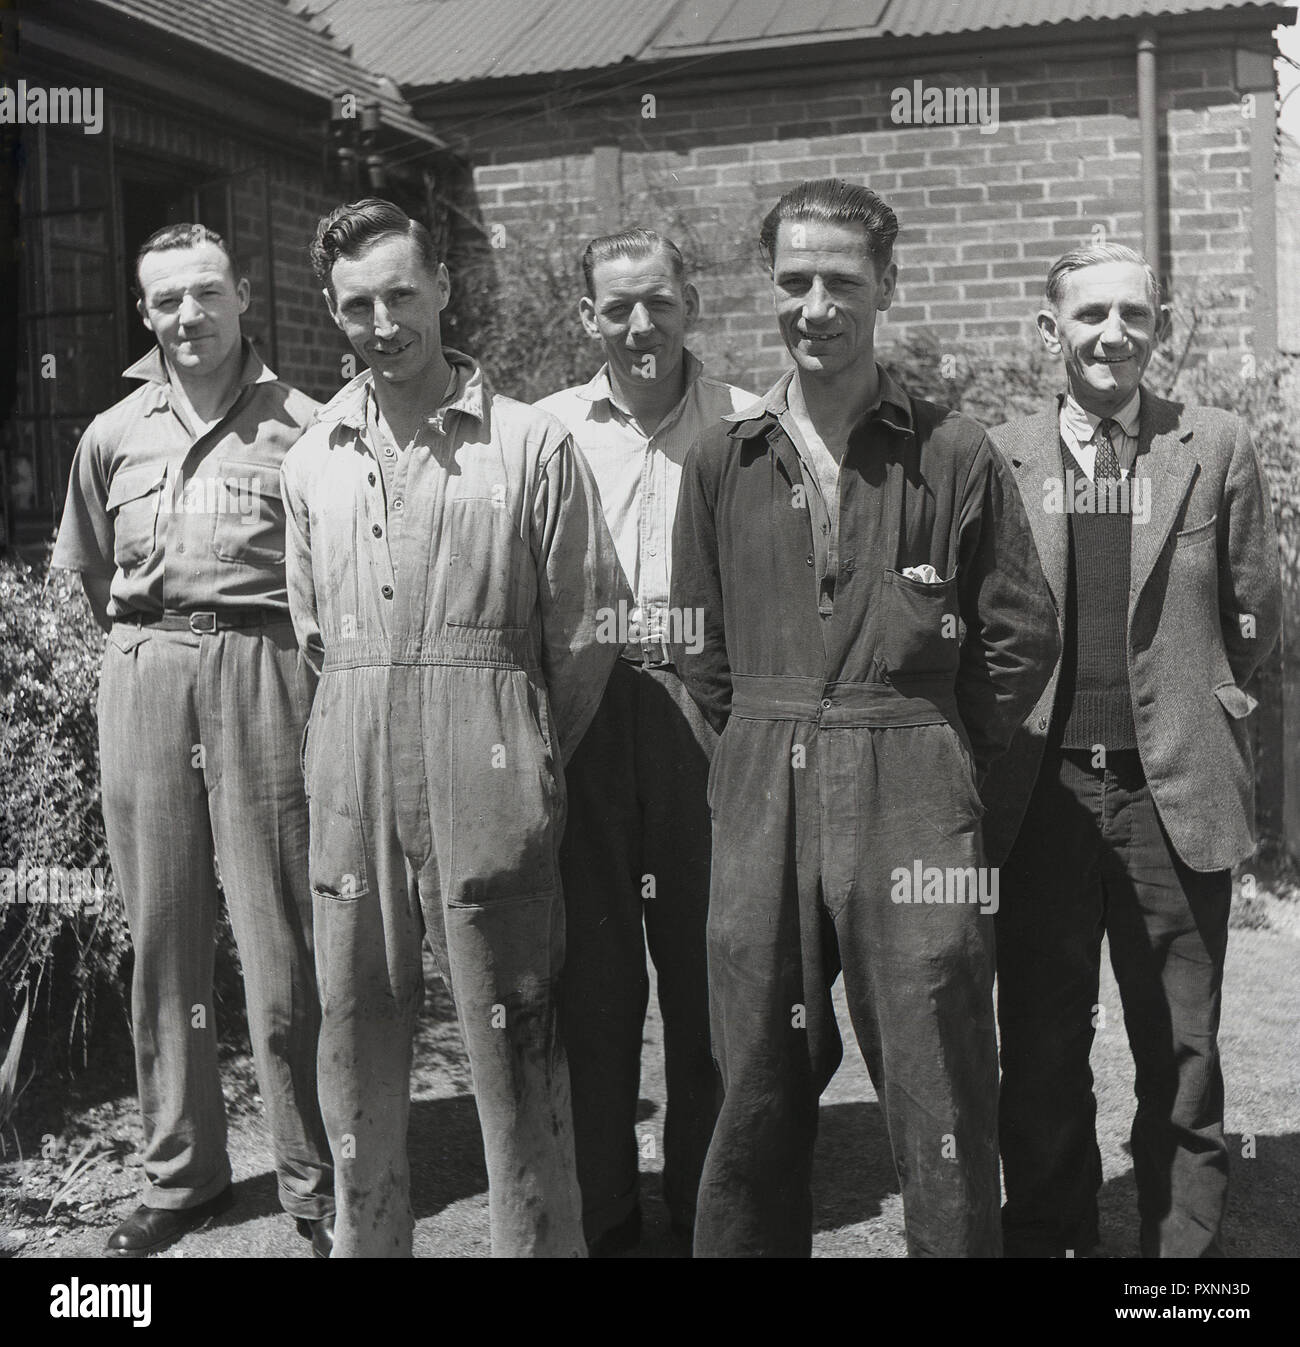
[1059,389,1141,481]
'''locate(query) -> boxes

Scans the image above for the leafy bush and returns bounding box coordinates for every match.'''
[0,553,247,1073]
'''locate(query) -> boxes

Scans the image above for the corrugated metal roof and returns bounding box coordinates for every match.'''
[290,0,682,84]
[654,0,1289,51]
[91,0,441,144]
[289,0,1294,88]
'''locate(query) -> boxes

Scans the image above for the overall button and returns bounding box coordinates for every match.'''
[372,524,383,538]
[820,697,833,710]
[1037,716,1049,730]
[368,472,376,486]
[393,498,404,512]
[381,584,394,599]
[806,554,814,566]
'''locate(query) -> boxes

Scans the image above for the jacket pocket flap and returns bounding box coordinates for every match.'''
[106,464,166,510]
[1214,682,1257,719]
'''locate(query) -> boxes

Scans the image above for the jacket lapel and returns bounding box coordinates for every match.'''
[998,402,1069,613]
[1128,388,1198,609]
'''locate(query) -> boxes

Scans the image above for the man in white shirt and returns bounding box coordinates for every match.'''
[537,230,755,1254]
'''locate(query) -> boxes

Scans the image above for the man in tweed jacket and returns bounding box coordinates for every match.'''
[983,243,1281,1258]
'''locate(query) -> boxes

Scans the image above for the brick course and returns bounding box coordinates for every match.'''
[446,45,1260,392]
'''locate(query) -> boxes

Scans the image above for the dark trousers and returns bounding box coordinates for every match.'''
[558,659,721,1241]
[694,716,1001,1258]
[996,747,1231,1258]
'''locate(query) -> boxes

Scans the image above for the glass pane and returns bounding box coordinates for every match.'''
[49,417,92,516]
[46,208,105,250]
[35,315,120,416]
[194,179,232,239]
[46,238,112,312]
[4,418,41,517]
[43,132,110,211]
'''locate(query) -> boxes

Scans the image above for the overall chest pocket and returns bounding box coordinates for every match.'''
[879,568,961,677]
[106,464,167,570]
[443,497,529,631]
[212,460,287,565]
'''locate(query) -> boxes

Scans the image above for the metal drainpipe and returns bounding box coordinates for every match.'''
[1137,27,1160,270]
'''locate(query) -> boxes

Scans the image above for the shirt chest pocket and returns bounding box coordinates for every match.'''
[443,497,530,632]
[212,459,287,566]
[878,568,961,678]
[106,464,167,570]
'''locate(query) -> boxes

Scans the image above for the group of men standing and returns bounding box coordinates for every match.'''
[53,176,1280,1259]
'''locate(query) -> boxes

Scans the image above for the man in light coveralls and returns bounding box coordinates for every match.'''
[282,198,627,1257]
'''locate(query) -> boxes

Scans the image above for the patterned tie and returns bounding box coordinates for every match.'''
[1094,418,1122,484]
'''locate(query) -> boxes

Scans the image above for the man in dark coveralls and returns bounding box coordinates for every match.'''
[670,179,1059,1257]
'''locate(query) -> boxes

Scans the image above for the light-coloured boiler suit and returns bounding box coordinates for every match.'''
[281,354,628,1256]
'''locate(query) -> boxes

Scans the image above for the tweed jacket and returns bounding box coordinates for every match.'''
[982,388,1282,873]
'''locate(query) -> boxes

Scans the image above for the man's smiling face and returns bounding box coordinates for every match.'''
[326,231,450,387]
[1038,261,1166,416]
[137,241,249,376]
[579,247,698,390]
[771,218,896,383]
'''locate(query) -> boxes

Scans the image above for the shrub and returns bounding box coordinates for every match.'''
[0,553,247,1073]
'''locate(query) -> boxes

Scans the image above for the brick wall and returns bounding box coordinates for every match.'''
[449,44,1258,393]
[111,95,349,401]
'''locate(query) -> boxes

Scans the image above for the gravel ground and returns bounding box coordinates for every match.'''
[1,886,1296,1260]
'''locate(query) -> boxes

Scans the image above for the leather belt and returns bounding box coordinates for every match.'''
[619,637,674,670]
[122,608,284,634]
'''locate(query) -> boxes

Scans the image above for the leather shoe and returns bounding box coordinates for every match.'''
[296,1212,335,1259]
[105,1186,233,1257]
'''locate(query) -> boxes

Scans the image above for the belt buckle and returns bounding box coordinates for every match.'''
[640,637,671,668]
[189,611,217,635]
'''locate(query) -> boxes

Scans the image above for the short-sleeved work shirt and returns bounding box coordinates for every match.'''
[51,342,319,618]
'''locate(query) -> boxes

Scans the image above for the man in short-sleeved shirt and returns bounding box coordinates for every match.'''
[52,224,334,1258]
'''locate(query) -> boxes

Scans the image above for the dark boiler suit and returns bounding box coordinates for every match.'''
[281,354,627,1257]
[670,369,1058,1257]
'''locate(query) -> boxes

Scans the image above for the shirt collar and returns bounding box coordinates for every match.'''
[125,339,274,413]
[576,348,706,416]
[724,363,913,437]
[1061,388,1141,442]
[322,347,486,433]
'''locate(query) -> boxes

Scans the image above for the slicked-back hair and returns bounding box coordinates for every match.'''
[1045,243,1162,310]
[134,223,244,297]
[311,198,441,290]
[759,178,899,276]
[581,228,685,297]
